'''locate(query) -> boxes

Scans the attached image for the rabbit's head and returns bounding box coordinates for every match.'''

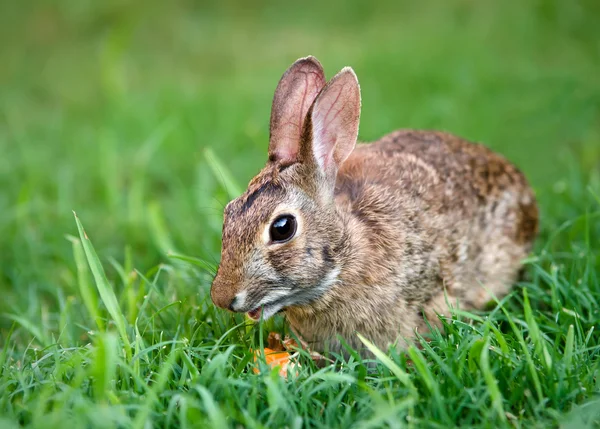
[211,56,361,320]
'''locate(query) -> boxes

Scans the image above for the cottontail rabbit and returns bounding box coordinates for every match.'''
[211,56,538,353]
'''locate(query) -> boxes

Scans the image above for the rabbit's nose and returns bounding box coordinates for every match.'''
[211,287,235,310]
[210,277,237,310]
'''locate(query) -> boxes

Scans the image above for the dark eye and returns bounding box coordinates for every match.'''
[269,215,297,243]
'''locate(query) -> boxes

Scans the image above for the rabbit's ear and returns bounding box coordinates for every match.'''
[269,56,326,165]
[305,67,361,173]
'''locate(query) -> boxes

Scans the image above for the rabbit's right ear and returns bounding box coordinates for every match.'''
[268,56,326,165]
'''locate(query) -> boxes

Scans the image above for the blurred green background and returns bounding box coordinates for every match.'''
[1,0,599,318]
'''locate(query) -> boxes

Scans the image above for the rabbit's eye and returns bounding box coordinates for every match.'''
[269,215,297,243]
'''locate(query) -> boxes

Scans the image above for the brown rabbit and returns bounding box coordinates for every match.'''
[210,56,538,353]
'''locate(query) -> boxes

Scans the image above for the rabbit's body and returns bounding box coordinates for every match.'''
[211,57,538,354]
[286,129,537,351]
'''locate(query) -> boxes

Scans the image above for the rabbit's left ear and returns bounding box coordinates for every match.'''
[269,56,326,165]
[304,67,361,173]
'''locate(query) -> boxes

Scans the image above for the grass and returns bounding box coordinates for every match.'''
[1,0,600,427]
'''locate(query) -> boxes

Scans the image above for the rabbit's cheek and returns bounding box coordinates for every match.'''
[266,241,320,284]
[300,266,341,302]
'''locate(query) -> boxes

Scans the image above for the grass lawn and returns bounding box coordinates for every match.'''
[1,0,599,427]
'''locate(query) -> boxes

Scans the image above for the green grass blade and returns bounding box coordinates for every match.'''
[357,333,417,396]
[480,336,507,423]
[501,306,544,402]
[148,201,177,256]
[73,211,132,360]
[167,252,217,274]
[132,349,179,429]
[523,289,553,371]
[407,345,449,422]
[564,324,575,370]
[0,323,16,377]
[67,235,104,330]
[489,324,510,356]
[4,314,47,347]
[195,386,229,429]
[203,147,243,199]
[91,332,118,402]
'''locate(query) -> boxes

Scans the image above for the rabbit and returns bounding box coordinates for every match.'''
[210,56,538,354]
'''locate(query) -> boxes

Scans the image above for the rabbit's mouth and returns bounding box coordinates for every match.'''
[247,302,286,321]
[247,307,262,320]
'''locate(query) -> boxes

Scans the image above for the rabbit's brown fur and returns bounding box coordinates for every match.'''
[211,56,538,353]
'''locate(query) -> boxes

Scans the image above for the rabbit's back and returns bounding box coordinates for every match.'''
[335,129,538,322]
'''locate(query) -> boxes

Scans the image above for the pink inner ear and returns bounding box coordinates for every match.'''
[275,69,324,162]
[295,67,326,139]
[310,69,361,171]
[269,57,326,164]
